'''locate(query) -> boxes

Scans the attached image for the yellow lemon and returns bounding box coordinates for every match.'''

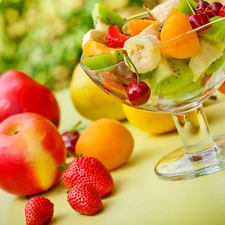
[70,64,125,121]
[123,104,177,135]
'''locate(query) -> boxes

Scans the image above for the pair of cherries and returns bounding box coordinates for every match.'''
[188,1,224,35]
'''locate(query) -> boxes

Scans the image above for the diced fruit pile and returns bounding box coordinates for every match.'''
[81,0,225,107]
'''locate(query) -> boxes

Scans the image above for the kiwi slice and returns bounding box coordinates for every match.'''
[149,58,194,96]
[165,78,202,103]
[203,16,225,50]
[206,52,225,75]
[92,3,125,31]
[81,50,124,71]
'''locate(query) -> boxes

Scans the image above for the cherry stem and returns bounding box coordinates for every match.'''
[71,121,82,132]
[122,50,140,84]
[143,3,161,23]
[185,0,195,14]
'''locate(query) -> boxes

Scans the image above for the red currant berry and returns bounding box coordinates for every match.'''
[127,80,151,106]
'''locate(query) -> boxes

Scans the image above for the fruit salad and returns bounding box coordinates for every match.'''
[80,0,225,112]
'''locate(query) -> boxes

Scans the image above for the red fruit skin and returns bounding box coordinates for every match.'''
[25,196,54,225]
[61,130,80,156]
[67,182,102,215]
[208,2,223,15]
[218,81,225,94]
[204,9,216,18]
[196,0,210,12]
[127,80,151,106]
[0,113,66,196]
[219,5,225,17]
[0,70,60,127]
[188,13,211,35]
[106,25,130,48]
[62,157,114,197]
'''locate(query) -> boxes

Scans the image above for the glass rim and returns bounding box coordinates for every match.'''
[80,16,225,73]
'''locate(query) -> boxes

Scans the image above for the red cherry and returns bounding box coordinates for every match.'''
[196,0,210,12]
[207,2,223,15]
[204,9,216,18]
[127,80,151,106]
[219,5,225,17]
[62,126,80,156]
[188,13,211,35]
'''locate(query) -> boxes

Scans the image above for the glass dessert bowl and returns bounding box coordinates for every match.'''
[80,1,225,180]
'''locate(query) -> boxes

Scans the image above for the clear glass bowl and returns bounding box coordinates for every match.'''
[81,17,225,180]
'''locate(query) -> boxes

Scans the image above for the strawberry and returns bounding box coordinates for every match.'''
[106,25,130,48]
[67,182,102,215]
[219,5,225,17]
[25,196,54,225]
[60,156,114,197]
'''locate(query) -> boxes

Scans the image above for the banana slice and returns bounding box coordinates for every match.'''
[123,24,161,74]
[82,29,106,47]
[189,39,223,81]
[152,0,180,23]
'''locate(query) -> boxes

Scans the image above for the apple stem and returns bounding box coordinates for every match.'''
[122,50,140,84]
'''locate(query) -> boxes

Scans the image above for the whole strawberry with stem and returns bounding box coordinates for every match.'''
[67,182,102,215]
[25,196,54,225]
[59,156,114,197]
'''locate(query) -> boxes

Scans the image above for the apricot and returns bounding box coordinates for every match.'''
[76,119,134,170]
[160,8,201,58]
[83,39,112,58]
[126,19,159,36]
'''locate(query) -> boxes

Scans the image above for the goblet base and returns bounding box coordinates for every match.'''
[155,135,225,180]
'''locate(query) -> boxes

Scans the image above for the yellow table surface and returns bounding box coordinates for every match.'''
[1,89,225,225]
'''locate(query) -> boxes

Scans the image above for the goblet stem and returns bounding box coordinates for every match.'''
[172,105,217,156]
[155,104,225,180]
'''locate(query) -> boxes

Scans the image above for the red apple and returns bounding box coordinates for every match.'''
[0,70,60,127]
[0,113,66,196]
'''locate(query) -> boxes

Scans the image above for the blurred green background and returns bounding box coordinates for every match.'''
[0,0,160,90]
